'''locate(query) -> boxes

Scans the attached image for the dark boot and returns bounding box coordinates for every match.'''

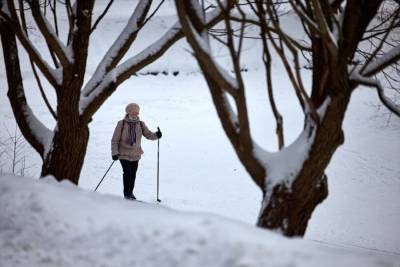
[124,194,136,200]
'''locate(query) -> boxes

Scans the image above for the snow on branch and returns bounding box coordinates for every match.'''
[28,1,74,66]
[290,0,340,53]
[80,2,230,119]
[82,0,152,96]
[189,19,239,91]
[176,1,239,93]
[83,0,229,99]
[18,30,63,86]
[310,0,338,51]
[22,106,54,158]
[9,100,54,158]
[1,21,54,158]
[0,1,61,87]
[350,67,400,116]
[220,91,240,133]
[253,98,331,206]
[361,45,400,77]
[79,22,182,114]
[289,1,319,33]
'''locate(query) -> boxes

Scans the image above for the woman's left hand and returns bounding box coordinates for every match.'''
[156,128,162,139]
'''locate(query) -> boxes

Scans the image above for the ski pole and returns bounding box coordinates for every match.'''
[94,160,116,192]
[157,127,161,202]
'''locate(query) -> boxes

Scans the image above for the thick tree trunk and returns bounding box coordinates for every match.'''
[40,76,89,184]
[41,125,89,185]
[2,19,90,185]
[257,76,351,236]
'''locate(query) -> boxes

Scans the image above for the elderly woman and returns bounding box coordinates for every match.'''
[111,103,162,200]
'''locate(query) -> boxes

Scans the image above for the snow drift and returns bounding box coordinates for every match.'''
[0,174,398,267]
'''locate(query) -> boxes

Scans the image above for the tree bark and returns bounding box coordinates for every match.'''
[41,125,89,185]
[40,68,90,184]
[257,72,351,236]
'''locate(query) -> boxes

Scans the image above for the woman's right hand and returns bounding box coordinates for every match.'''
[112,154,119,161]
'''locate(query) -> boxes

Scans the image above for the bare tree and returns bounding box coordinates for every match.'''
[0,0,230,184]
[0,123,32,176]
[0,138,6,174]
[175,0,400,236]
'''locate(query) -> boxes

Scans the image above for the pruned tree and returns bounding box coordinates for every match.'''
[175,0,400,236]
[0,0,230,184]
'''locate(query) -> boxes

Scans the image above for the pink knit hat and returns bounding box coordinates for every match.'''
[125,103,140,113]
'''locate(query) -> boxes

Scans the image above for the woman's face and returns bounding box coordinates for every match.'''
[128,108,139,117]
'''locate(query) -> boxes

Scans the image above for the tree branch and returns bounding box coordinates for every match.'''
[360,8,400,75]
[256,1,284,149]
[28,0,73,66]
[18,0,57,120]
[80,2,233,122]
[175,0,267,188]
[309,0,338,55]
[1,21,53,158]
[70,0,95,83]
[82,0,153,96]
[1,0,61,87]
[90,0,114,34]
[216,0,253,151]
[49,0,59,37]
[143,0,165,26]
[266,0,319,123]
[362,45,400,76]
[350,69,400,116]
[176,1,240,92]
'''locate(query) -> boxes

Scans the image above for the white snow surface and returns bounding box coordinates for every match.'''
[1,174,399,267]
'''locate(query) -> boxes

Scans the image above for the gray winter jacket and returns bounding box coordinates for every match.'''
[111,117,158,161]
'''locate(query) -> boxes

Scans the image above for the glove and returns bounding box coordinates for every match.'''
[112,154,119,161]
[156,128,162,139]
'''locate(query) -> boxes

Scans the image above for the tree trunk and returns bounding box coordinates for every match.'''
[2,19,89,185]
[41,125,89,185]
[40,74,89,184]
[257,78,351,236]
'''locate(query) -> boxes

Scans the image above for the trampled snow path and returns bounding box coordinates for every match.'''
[1,174,399,267]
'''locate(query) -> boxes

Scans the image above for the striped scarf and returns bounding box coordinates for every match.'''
[124,116,139,145]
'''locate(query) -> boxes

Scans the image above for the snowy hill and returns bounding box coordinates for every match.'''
[1,174,399,267]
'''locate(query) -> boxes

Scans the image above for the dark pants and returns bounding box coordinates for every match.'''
[120,159,139,197]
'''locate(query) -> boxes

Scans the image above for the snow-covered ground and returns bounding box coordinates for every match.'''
[81,72,400,256]
[1,174,400,267]
[1,0,400,264]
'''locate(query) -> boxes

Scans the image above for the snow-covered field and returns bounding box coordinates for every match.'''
[1,0,400,265]
[1,174,400,267]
